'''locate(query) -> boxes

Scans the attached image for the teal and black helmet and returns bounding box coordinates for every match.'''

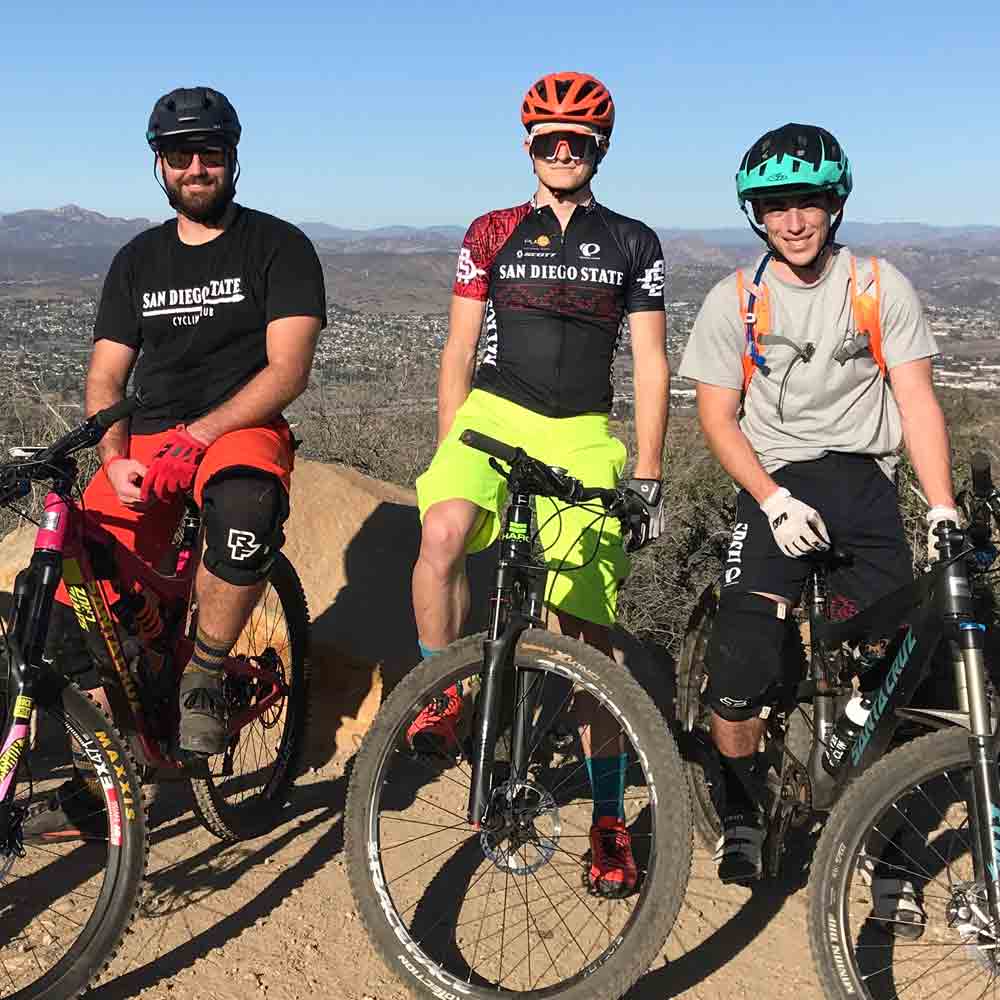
[736,123,851,209]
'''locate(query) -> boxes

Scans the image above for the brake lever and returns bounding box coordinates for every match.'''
[488,457,511,482]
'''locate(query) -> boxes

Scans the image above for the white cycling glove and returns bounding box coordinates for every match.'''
[760,487,831,558]
[926,506,959,563]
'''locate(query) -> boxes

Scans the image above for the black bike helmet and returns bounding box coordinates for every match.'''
[146,87,242,149]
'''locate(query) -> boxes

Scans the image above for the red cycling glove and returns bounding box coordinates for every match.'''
[140,426,208,502]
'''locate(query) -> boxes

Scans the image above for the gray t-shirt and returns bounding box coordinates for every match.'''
[677,247,937,476]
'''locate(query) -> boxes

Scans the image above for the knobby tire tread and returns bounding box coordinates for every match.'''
[807,727,972,999]
[19,683,147,1000]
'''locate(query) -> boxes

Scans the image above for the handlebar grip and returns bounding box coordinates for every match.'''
[93,394,142,430]
[971,451,993,499]
[459,429,520,465]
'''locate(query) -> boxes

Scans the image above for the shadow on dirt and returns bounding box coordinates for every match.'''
[89,768,350,1000]
[626,828,816,999]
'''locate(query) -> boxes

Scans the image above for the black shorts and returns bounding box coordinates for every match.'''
[707,454,914,718]
[722,453,913,615]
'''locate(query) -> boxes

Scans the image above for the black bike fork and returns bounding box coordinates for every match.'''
[467,495,537,828]
[0,551,62,843]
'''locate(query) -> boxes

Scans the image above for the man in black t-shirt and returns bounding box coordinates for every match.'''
[50,86,326,765]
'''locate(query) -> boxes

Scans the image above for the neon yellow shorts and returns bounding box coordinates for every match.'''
[416,389,630,626]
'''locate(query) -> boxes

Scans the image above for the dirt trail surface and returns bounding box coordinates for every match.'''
[94,759,823,1000]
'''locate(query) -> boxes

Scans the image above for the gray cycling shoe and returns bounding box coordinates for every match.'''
[22,777,106,841]
[871,878,927,940]
[715,810,765,885]
[178,670,228,756]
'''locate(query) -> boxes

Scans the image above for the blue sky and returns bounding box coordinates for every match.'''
[2,0,997,229]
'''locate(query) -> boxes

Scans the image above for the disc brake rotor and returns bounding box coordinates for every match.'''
[481,780,561,876]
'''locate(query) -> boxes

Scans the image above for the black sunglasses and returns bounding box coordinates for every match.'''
[529,131,601,162]
[161,147,227,170]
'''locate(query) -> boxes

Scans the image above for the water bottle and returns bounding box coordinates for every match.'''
[821,693,873,776]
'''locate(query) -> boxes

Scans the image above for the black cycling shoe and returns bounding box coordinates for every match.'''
[179,670,228,756]
[715,810,765,885]
[22,777,106,841]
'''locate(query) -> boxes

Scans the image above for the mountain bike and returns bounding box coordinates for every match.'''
[345,429,692,1000]
[0,395,310,999]
[807,455,1000,999]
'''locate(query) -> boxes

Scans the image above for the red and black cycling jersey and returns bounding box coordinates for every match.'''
[453,200,665,417]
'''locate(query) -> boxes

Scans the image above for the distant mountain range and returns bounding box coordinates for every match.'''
[2,206,999,311]
[4,204,1000,255]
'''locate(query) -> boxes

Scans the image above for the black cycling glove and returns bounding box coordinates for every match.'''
[622,478,663,552]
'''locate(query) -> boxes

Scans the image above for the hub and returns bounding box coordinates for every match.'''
[481,780,560,875]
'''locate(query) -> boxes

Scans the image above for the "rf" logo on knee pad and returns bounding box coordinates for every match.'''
[228,529,261,561]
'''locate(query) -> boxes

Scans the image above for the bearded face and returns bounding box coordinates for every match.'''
[159,147,235,224]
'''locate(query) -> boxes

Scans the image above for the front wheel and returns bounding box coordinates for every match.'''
[2,681,147,1000]
[809,727,997,999]
[345,630,692,999]
[189,553,311,841]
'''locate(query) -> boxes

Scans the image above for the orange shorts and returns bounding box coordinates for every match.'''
[57,421,294,604]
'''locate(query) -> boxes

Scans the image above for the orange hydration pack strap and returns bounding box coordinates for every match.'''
[736,254,885,395]
[850,255,886,377]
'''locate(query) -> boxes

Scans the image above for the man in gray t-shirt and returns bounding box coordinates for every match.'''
[678,123,957,892]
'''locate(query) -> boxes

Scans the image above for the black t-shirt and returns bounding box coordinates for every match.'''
[95,205,327,434]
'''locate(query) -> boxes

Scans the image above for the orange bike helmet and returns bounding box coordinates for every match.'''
[521,72,615,137]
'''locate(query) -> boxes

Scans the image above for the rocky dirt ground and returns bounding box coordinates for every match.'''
[94,757,823,1000]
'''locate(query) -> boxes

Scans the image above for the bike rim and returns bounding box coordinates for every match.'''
[0,703,121,994]
[213,577,297,805]
[364,657,659,995]
[835,760,1000,998]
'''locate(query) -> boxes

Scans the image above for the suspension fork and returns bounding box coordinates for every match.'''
[467,493,539,828]
[960,622,1000,921]
[0,549,63,844]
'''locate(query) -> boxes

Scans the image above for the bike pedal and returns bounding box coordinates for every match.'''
[174,751,212,776]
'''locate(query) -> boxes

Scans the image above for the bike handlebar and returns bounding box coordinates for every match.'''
[0,394,144,499]
[460,428,641,518]
[459,429,521,466]
[92,394,143,431]
[971,451,992,499]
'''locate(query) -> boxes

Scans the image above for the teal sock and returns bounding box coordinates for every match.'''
[418,641,442,659]
[586,753,628,822]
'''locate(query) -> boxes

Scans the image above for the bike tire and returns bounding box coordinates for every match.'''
[807,726,997,1000]
[676,581,811,850]
[345,630,692,1000]
[189,553,310,841]
[7,682,147,1000]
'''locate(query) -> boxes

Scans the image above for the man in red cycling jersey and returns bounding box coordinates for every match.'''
[40,87,325,819]
[409,72,670,897]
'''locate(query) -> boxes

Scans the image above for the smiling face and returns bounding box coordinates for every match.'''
[752,191,842,269]
[525,125,606,195]
[159,145,232,223]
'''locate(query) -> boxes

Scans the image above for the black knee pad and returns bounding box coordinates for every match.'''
[705,592,790,721]
[201,471,289,587]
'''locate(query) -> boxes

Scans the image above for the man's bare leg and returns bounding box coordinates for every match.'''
[179,564,266,754]
[412,499,482,650]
